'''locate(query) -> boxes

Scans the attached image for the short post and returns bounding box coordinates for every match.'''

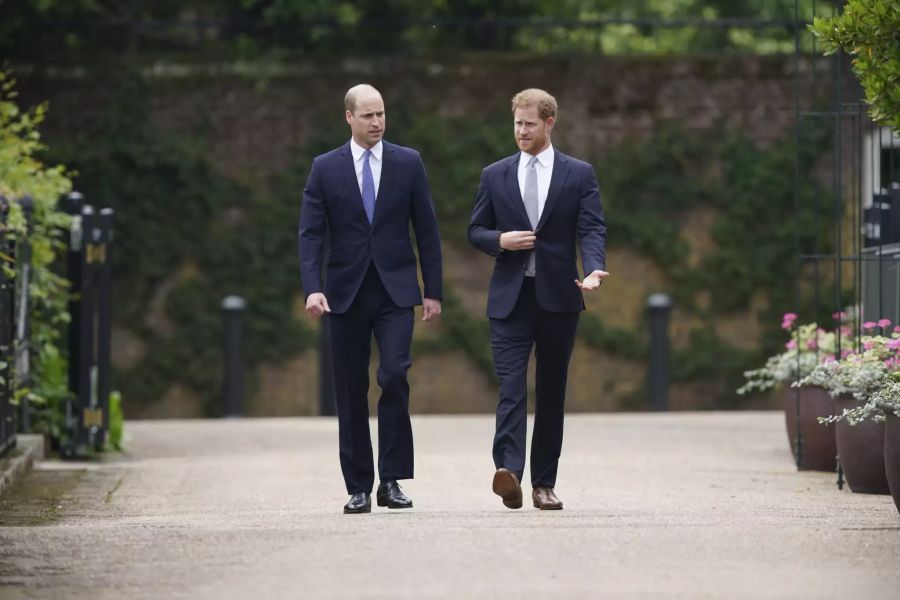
[646,293,672,412]
[222,295,247,417]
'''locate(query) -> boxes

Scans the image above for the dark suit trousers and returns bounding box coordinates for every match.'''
[327,265,415,494]
[490,278,579,488]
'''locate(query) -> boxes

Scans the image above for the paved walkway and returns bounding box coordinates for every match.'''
[0,412,898,599]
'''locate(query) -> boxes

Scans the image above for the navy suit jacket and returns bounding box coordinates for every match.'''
[468,149,606,319]
[298,140,443,314]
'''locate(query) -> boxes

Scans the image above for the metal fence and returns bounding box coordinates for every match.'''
[0,197,16,456]
[790,1,899,483]
[0,193,116,459]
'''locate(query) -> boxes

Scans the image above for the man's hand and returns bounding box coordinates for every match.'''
[575,269,609,291]
[499,231,536,251]
[305,292,332,318]
[422,298,442,322]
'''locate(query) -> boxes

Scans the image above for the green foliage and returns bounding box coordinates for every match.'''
[401,112,511,233]
[439,290,496,384]
[0,72,73,435]
[49,73,317,412]
[106,390,124,451]
[578,314,647,361]
[811,0,900,132]
[591,119,832,397]
[1,0,821,63]
[43,67,834,412]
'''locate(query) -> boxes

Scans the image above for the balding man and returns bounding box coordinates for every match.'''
[299,84,443,514]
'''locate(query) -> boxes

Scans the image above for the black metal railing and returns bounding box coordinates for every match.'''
[791,0,899,486]
[0,197,16,456]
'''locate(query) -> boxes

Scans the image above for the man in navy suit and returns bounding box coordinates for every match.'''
[469,88,608,510]
[299,84,443,514]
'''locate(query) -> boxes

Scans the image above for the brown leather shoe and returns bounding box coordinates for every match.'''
[492,468,523,509]
[532,487,563,510]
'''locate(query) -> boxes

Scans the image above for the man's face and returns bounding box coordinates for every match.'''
[514,105,554,155]
[346,92,385,148]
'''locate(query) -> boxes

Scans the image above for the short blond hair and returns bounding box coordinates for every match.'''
[511,88,558,121]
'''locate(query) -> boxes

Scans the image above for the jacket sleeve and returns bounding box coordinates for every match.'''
[577,164,607,275]
[410,152,443,300]
[298,157,326,298]
[468,169,502,256]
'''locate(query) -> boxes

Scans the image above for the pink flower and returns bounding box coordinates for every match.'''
[785,340,797,350]
[863,321,877,330]
[840,349,851,358]
[894,326,900,333]
[841,326,852,336]
[879,319,892,328]
[781,313,798,330]
[806,339,818,350]
[864,341,875,350]
[821,354,836,363]
[832,311,847,321]
[888,339,900,350]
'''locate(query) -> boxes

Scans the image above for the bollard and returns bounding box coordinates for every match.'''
[222,295,247,417]
[646,293,673,412]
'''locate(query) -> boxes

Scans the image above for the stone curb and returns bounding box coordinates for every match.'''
[0,434,45,497]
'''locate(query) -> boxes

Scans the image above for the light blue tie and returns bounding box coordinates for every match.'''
[361,149,376,224]
[524,155,539,276]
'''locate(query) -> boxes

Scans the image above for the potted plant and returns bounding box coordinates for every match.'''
[823,372,900,513]
[801,321,898,494]
[738,314,841,471]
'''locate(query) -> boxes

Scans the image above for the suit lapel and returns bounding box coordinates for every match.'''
[536,151,571,232]
[372,141,394,225]
[504,155,533,229]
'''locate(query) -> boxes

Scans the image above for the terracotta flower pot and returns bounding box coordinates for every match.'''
[782,386,837,471]
[835,394,890,494]
[884,412,900,515]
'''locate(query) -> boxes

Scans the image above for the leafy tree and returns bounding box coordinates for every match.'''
[811,0,900,132]
[0,0,824,61]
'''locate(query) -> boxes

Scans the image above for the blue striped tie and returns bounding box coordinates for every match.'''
[361,149,376,224]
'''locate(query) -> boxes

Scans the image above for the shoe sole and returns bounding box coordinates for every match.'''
[492,469,523,509]
[376,497,413,509]
[376,500,412,509]
[532,500,563,510]
[343,506,371,514]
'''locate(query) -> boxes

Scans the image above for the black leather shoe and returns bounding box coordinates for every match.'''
[343,492,371,514]
[376,480,413,509]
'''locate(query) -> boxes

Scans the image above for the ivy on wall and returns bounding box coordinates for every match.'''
[45,72,833,412]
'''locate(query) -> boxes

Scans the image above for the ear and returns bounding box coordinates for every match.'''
[345,110,353,125]
[545,116,555,131]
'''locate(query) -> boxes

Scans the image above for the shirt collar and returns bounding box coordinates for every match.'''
[520,143,554,169]
[350,139,383,162]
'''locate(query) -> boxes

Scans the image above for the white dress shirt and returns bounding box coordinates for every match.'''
[517,143,554,221]
[350,139,383,196]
